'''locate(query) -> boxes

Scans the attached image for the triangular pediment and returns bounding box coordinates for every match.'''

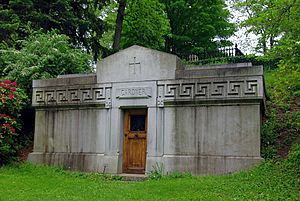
[96,45,181,83]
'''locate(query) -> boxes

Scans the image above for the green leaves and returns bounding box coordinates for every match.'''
[3,31,92,94]
[162,0,235,56]
[0,32,92,164]
[0,80,27,165]
[121,0,170,50]
[0,8,20,47]
[0,0,108,60]
[235,0,300,55]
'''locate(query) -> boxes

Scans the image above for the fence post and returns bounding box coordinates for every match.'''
[235,44,244,56]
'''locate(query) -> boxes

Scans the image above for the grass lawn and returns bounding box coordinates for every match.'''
[0,162,299,201]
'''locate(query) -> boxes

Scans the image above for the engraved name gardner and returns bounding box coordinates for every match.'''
[116,87,152,99]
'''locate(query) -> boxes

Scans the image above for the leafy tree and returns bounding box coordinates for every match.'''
[161,0,235,56]
[108,0,170,51]
[0,0,108,60]
[1,31,92,162]
[3,31,92,93]
[235,0,299,97]
[234,0,299,55]
[0,8,20,47]
[269,0,300,66]
[103,0,233,55]
[121,0,170,50]
[234,0,281,53]
[236,0,300,159]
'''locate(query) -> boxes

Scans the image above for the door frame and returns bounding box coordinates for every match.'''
[122,108,148,174]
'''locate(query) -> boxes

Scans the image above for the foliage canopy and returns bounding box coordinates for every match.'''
[235,0,300,57]
[162,0,235,56]
[2,31,92,93]
[0,0,107,60]
[121,0,170,50]
[100,0,234,55]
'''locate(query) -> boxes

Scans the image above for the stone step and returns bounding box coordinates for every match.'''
[117,173,147,181]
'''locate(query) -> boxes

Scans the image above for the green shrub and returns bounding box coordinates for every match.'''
[0,31,93,155]
[0,80,27,165]
[261,145,277,160]
[2,31,92,94]
[284,141,300,177]
[261,61,300,159]
[186,55,279,69]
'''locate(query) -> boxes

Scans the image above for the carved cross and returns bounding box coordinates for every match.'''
[129,57,141,74]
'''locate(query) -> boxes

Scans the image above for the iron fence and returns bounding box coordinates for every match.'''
[182,44,244,62]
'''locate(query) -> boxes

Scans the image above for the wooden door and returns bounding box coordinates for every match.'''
[123,109,147,174]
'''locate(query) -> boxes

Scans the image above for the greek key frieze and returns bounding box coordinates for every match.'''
[33,84,112,108]
[157,79,261,105]
[56,90,68,103]
[245,80,258,95]
[81,88,93,101]
[227,81,243,96]
[211,82,226,97]
[180,84,194,97]
[94,88,105,100]
[45,91,56,102]
[195,83,210,97]
[35,90,45,103]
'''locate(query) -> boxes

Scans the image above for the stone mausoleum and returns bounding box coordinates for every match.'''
[28,46,265,175]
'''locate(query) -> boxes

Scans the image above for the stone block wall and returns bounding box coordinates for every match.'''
[28,46,265,175]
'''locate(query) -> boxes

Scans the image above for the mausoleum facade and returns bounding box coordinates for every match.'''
[28,46,265,175]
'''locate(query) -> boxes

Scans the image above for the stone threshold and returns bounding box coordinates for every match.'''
[117,173,147,181]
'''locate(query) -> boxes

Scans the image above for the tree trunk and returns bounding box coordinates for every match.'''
[261,34,267,54]
[112,0,126,52]
[270,36,274,49]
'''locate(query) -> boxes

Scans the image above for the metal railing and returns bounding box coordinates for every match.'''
[183,44,244,62]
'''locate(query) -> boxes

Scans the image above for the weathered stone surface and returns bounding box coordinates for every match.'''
[96,45,182,83]
[33,74,97,87]
[28,45,265,175]
[176,63,263,79]
[32,83,112,108]
[162,105,260,156]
